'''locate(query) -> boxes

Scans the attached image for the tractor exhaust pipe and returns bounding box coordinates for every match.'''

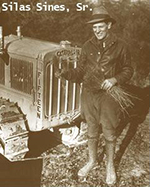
[16,26,21,38]
[0,26,9,65]
[0,26,4,55]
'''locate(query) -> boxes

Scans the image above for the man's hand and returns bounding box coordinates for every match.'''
[101,78,117,91]
[55,69,65,79]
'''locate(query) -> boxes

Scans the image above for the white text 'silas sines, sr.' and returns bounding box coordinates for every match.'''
[1,2,92,12]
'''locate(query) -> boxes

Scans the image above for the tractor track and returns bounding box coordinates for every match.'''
[0,97,29,159]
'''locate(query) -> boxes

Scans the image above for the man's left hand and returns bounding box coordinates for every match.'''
[101,78,117,91]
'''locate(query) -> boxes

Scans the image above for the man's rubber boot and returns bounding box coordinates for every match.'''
[78,137,98,177]
[105,139,116,185]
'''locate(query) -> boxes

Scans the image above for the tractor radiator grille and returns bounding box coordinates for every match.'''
[45,48,82,120]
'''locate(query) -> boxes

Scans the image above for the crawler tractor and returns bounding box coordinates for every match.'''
[0,26,82,160]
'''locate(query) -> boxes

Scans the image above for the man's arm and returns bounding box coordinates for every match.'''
[114,45,133,85]
[56,46,87,83]
[101,43,133,91]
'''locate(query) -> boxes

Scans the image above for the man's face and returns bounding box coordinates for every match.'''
[93,22,112,40]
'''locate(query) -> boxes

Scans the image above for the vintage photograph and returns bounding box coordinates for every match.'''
[0,0,149,187]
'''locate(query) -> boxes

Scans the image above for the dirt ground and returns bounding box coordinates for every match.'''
[41,114,149,187]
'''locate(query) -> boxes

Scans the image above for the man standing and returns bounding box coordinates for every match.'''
[56,6,133,185]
